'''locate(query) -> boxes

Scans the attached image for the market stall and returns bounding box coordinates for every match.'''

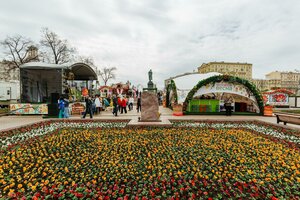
[99,86,113,98]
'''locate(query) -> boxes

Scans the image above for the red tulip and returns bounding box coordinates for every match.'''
[32,196,39,200]
[113,184,118,191]
[119,188,124,194]
[75,193,84,198]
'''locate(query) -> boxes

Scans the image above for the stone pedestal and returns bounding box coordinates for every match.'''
[148,80,154,89]
[141,91,160,122]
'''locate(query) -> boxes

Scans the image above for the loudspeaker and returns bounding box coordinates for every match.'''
[47,103,59,117]
[51,93,60,104]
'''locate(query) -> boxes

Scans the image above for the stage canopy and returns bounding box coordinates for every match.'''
[20,62,97,103]
[21,62,97,80]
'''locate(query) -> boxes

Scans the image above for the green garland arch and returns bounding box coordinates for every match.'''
[183,75,264,114]
[166,79,178,109]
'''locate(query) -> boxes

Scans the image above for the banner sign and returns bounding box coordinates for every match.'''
[10,104,48,114]
[263,93,289,106]
[71,102,85,115]
[193,82,256,101]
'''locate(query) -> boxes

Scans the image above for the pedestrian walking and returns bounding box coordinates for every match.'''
[107,96,111,105]
[128,96,134,111]
[121,96,127,114]
[82,95,93,119]
[103,98,110,111]
[224,97,233,116]
[112,95,118,116]
[136,97,141,113]
[117,95,122,112]
[94,95,102,114]
[63,96,70,118]
[58,96,65,118]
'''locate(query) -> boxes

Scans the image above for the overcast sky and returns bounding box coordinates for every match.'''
[1,0,300,88]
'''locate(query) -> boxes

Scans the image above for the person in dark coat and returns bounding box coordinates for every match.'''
[82,95,93,118]
[117,96,122,112]
[224,97,233,116]
[136,97,141,113]
[112,95,118,116]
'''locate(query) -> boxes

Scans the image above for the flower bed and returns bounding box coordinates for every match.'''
[0,121,299,199]
[0,120,128,149]
[172,120,300,145]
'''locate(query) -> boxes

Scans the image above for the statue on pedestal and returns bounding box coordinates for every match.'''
[148,69,154,89]
[139,68,161,122]
[148,69,153,82]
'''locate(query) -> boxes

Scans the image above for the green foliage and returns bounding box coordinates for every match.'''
[166,80,178,109]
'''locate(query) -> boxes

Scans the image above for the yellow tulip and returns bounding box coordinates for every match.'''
[31,185,36,191]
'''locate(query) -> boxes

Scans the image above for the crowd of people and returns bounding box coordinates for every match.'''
[82,95,111,118]
[58,94,111,119]
[112,94,141,117]
[58,94,142,119]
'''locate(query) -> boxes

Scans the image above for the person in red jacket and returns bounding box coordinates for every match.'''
[121,96,127,114]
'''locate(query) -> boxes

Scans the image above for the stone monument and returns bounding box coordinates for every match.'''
[140,69,160,122]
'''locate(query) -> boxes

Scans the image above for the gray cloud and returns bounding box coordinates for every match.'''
[1,0,300,88]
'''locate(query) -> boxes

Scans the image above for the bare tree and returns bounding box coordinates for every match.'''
[40,27,76,64]
[76,55,95,66]
[0,35,38,81]
[98,67,117,86]
[1,35,37,69]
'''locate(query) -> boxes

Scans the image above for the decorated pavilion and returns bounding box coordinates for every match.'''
[166,73,264,115]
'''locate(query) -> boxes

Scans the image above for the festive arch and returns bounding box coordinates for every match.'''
[183,75,264,114]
